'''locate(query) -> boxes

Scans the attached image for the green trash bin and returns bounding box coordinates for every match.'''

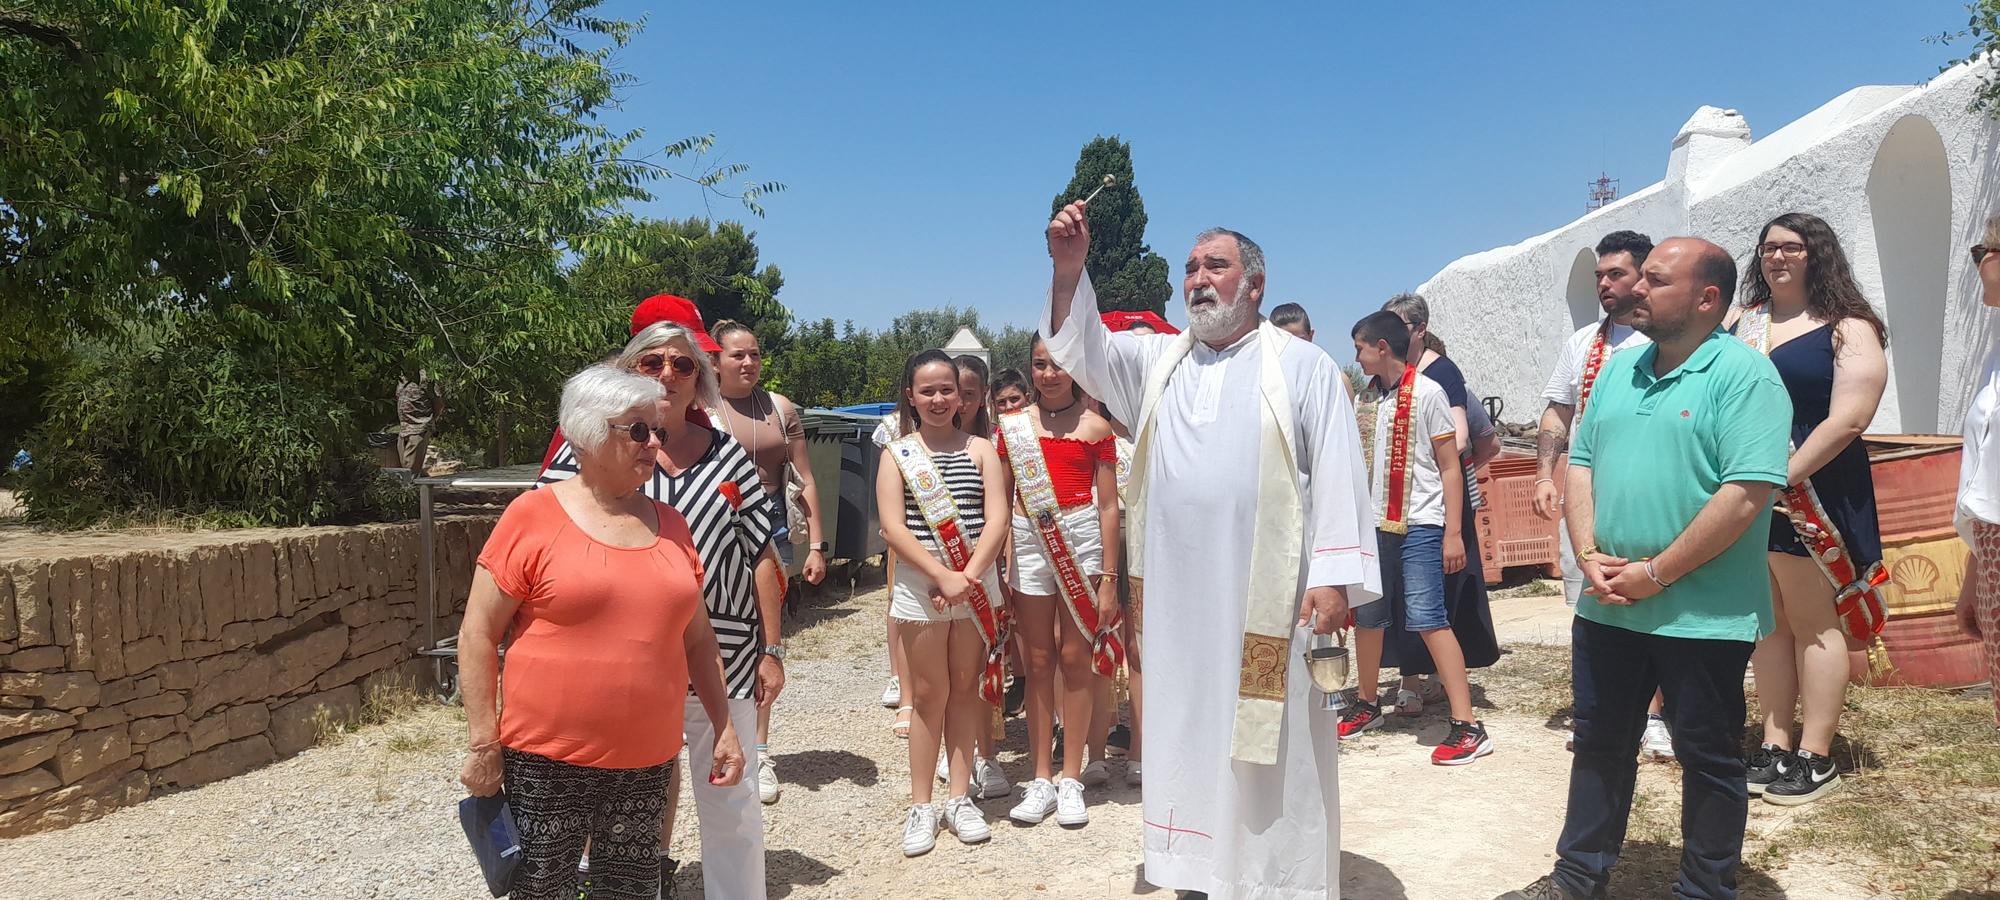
[802,407,891,563]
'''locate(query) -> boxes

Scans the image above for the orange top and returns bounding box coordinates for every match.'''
[477,488,706,769]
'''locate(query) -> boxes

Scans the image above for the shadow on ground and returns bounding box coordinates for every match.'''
[1605,840,1790,899]
[1126,853,1407,899]
[772,749,880,790]
[676,849,840,899]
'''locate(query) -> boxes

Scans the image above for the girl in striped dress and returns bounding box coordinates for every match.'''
[875,350,1010,856]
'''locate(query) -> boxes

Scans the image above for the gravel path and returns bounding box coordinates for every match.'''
[0,584,1889,899]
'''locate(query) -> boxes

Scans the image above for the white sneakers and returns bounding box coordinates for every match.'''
[758,754,780,804]
[902,803,939,857]
[881,676,902,708]
[935,754,950,784]
[904,796,989,856]
[1054,777,1089,826]
[1640,717,1676,760]
[1009,778,1059,824]
[943,795,990,844]
[974,757,1011,801]
[1079,760,1110,787]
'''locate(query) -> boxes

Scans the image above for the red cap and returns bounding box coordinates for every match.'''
[631,294,722,353]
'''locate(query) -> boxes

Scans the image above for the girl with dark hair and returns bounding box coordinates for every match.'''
[954,354,993,437]
[876,350,1011,856]
[999,334,1122,828]
[1729,211,1889,806]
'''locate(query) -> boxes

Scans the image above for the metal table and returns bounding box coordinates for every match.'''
[413,464,542,692]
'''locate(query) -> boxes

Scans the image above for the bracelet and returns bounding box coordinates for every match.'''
[1644,560,1674,589]
[1579,544,1599,560]
[469,739,501,753]
[1534,478,1554,486]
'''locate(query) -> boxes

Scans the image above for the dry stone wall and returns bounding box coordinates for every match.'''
[0,517,496,836]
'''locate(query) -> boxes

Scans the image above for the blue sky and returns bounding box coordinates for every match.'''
[595,1,1968,351]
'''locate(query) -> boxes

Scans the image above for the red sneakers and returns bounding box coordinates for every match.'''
[1431,719,1494,766]
[1336,699,1385,740]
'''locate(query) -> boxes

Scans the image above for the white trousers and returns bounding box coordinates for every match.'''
[681,696,767,899]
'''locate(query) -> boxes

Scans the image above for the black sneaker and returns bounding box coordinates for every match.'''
[1494,874,1603,899]
[1052,723,1065,760]
[1004,676,1026,718]
[1106,723,1132,759]
[1763,748,1840,806]
[1745,742,1791,796]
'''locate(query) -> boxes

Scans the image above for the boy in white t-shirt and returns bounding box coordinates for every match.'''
[1342,311,1493,766]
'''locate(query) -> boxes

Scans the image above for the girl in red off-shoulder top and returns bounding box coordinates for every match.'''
[994,335,1121,828]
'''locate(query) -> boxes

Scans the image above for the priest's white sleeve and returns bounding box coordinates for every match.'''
[1299,350,1383,608]
[1039,272,1157,429]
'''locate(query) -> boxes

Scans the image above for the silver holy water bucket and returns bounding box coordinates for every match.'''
[1304,630,1351,711]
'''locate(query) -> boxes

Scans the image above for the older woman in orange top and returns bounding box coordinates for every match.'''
[458,365,744,900]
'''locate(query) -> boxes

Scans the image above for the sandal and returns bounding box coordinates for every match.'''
[892,706,913,739]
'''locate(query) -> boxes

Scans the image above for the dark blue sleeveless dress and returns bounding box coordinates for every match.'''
[1765,323,1883,567]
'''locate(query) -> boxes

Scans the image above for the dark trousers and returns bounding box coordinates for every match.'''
[1554,617,1755,900]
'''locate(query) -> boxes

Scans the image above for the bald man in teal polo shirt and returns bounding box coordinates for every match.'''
[1499,238,1792,900]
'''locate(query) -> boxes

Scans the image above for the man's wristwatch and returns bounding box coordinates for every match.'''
[761,644,786,661]
[807,541,829,553]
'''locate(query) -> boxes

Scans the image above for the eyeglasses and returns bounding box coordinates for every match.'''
[607,421,668,445]
[1973,245,1995,264]
[1757,242,1807,259]
[636,353,697,378]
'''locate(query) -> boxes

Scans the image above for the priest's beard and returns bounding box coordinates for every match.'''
[1186,280,1257,344]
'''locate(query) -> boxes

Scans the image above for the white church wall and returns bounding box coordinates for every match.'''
[1417,60,2000,435]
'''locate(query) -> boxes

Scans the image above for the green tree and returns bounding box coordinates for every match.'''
[1936,3,2000,112]
[570,217,790,350]
[1049,136,1172,314]
[0,1,774,524]
[763,318,872,408]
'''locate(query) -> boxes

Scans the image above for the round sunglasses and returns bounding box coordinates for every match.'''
[607,421,669,445]
[637,353,698,377]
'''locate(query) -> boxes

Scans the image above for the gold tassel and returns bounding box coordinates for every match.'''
[1865,635,1896,683]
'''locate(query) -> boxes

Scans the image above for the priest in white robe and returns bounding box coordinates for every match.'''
[1041,202,1381,899]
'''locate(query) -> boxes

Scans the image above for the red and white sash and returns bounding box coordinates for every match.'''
[997,410,1125,676]
[1737,307,1889,642]
[889,434,1009,703]
[1577,320,1613,418]
[1378,364,1419,535]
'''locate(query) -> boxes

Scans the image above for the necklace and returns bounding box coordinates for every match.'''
[1041,396,1080,416]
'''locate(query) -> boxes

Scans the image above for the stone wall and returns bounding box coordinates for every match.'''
[0,517,495,837]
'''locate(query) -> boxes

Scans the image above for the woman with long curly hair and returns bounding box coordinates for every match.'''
[1728,211,1889,807]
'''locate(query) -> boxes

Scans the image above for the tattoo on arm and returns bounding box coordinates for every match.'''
[1536,422,1567,473]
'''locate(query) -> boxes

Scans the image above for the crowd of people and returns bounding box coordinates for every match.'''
[450,197,2000,900]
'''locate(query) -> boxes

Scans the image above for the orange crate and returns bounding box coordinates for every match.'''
[1474,454,1562,584]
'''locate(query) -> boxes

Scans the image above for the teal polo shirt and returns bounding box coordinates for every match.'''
[1568,328,1791,642]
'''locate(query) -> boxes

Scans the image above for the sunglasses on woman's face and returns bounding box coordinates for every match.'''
[636,353,697,378]
[1974,245,1995,265]
[608,421,668,445]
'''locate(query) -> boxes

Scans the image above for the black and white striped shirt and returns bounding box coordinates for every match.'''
[539,428,773,699]
[901,449,989,549]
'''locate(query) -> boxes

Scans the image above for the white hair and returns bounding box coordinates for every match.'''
[558,365,665,454]
[615,322,722,411]
[1193,227,1266,281]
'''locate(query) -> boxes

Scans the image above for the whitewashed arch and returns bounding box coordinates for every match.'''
[1867,114,1953,433]
[1563,247,1599,329]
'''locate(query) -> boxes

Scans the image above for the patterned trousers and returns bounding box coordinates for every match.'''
[502,748,670,900]
[1971,522,2000,727]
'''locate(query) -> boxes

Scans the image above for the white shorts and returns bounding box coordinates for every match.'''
[890,549,1007,624]
[1009,506,1104,596]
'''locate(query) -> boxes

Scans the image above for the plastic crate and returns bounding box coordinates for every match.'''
[1474,453,1562,584]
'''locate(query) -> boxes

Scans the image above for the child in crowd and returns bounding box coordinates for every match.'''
[875,351,1012,855]
[1342,311,1494,766]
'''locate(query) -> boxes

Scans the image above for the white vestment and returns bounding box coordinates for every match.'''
[1042,275,1381,899]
